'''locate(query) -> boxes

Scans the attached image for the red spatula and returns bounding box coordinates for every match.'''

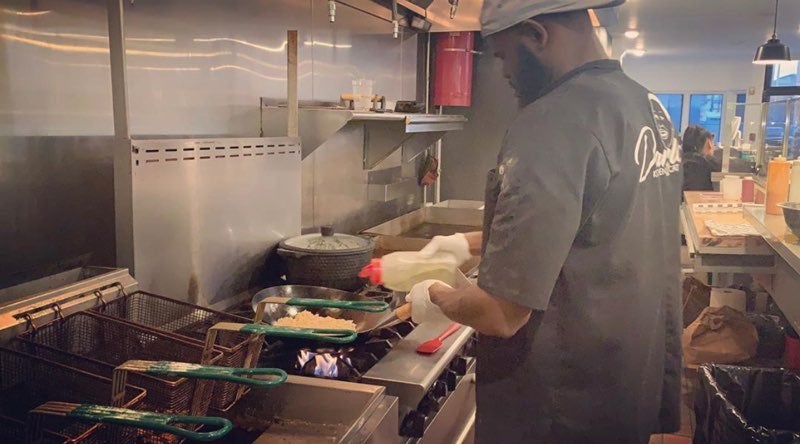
[416,323,462,355]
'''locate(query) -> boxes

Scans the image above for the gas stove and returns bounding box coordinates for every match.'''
[225,288,410,381]
[226,289,477,443]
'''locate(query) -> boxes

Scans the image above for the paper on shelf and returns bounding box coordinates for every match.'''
[705,220,760,237]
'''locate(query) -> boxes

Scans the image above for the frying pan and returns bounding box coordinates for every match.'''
[250,285,411,335]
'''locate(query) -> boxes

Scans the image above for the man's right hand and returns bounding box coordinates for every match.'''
[419,233,472,266]
[406,280,451,324]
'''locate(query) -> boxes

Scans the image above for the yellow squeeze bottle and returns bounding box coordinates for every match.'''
[359,252,458,292]
[767,156,791,215]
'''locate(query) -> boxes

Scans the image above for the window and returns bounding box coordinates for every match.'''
[656,94,683,133]
[735,93,746,135]
[765,97,787,149]
[771,61,800,87]
[790,99,800,160]
[689,94,724,143]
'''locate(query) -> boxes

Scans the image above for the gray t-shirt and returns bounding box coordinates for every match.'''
[477,60,682,444]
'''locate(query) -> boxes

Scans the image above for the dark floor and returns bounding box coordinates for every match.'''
[649,369,695,444]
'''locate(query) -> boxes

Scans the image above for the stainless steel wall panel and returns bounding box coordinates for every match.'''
[1,1,115,136]
[0,136,116,289]
[1,0,420,290]
[305,131,422,234]
[128,137,301,308]
[123,0,316,136]
[440,39,517,201]
[1,0,417,137]
[310,1,418,103]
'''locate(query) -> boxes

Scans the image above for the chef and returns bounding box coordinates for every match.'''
[406,1,683,443]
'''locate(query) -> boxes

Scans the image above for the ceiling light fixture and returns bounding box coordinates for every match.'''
[753,0,792,65]
[624,30,640,39]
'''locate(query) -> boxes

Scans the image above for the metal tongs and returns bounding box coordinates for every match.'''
[255,295,389,313]
[27,360,289,443]
[28,402,233,443]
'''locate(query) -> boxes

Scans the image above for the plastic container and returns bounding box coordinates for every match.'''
[352,79,374,111]
[359,251,458,292]
[766,156,791,215]
[721,175,743,201]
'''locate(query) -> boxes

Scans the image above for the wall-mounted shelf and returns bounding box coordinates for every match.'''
[260,99,466,169]
[368,178,419,202]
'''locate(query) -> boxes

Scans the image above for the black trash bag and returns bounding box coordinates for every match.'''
[695,365,800,444]
[746,314,787,359]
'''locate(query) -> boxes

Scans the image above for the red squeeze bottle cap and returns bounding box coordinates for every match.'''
[358,259,383,284]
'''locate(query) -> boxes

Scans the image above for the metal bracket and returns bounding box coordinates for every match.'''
[21,313,37,333]
[94,290,107,309]
[51,303,64,322]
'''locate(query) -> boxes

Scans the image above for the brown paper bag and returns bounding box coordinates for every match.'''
[682,276,711,327]
[682,306,759,366]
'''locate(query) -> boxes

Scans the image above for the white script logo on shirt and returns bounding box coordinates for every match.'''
[635,94,681,183]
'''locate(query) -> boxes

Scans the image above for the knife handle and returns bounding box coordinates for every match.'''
[395,303,412,321]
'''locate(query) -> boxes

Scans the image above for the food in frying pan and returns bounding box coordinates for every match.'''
[274,310,357,331]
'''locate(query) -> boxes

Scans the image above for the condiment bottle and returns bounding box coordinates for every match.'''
[359,251,458,292]
[721,175,743,201]
[742,177,756,203]
[766,156,792,215]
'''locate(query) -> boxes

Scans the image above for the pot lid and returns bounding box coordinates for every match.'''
[281,226,373,253]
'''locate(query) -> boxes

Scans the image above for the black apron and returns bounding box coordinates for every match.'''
[473,60,683,444]
[481,168,500,254]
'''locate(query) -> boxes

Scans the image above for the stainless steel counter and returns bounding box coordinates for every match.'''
[0,267,136,343]
[232,375,398,444]
[680,193,775,274]
[743,205,800,275]
[363,317,474,411]
[742,205,800,335]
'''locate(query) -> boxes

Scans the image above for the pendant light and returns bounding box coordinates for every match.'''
[753,0,792,64]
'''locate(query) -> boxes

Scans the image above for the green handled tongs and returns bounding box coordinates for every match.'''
[257,295,389,312]
[27,401,233,442]
[250,286,391,314]
[114,360,287,389]
[111,360,288,417]
[208,321,358,345]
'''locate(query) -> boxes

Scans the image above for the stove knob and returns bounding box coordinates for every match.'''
[418,392,442,415]
[443,369,458,391]
[401,410,427,438]
[450,356,470,376]
[432,380,448,398]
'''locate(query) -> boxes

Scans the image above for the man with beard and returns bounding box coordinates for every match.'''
[405,1,683,443]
